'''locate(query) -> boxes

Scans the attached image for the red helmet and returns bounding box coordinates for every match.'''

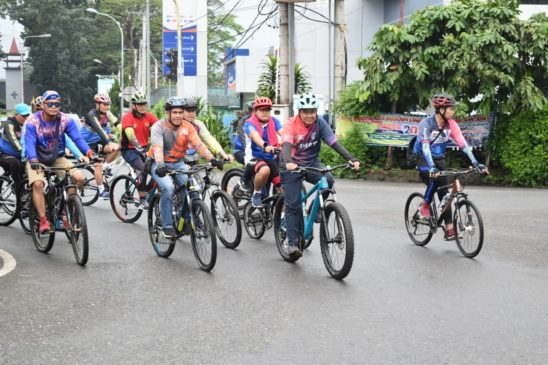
[94,92,111,104]
[254,96,272,110]
[432,93,457,108]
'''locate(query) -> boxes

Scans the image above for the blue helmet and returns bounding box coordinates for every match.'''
[15,103,31,116]
[296,93,320,110]
[42,90,61,101]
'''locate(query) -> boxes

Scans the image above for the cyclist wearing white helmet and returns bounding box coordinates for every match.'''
[281,93,360,257]
[81,92,120,199]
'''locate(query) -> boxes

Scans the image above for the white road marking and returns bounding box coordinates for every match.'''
[0,249,16,277]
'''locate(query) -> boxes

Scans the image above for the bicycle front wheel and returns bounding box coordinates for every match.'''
[109,175,143,223]
[210,190,242,249]
[190,199,217,272]
[454,199,484,258]
[242,202,266,239]
[28,196,55,253]
[80,166,99,206]
[148,194,175,258]
[404,192,433,246]
[0,175,19,226]
[320,202,354,280]
[273,195,303,263]
[66,194,89,266]
[18,180,32,235]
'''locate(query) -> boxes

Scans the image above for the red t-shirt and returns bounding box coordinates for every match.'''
[121,111,158,149]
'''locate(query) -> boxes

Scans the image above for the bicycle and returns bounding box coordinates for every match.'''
[273,164,355,280]
[220,165,248,214]
[198,163,242,249]
[404,168,485,258]
[109,165,154,223]
[0,171,19,226]
[147,164,217,272]
[28,159,100,266]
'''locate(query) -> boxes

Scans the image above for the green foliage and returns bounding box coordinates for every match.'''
[333,82,373,117]
[352,0,547,115]
[150,97,166,120]
[319,123,369,179]
[497,108,548,187]
[256,55,312,101]
[198,107,231,153]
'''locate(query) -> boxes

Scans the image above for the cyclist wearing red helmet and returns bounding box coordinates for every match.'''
[244,96,283,208]
[81,92,120,199]
[412,93,488,240]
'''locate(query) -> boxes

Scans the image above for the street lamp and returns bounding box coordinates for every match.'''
[20,33,51,103]
[86,8,124,114]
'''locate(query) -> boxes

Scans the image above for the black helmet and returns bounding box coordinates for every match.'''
[181,97,197,109]
[164,97,186,111]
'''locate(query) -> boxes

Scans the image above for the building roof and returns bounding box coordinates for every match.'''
[7,38,21,56]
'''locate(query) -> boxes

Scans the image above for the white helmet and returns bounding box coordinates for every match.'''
[296,93,319,109]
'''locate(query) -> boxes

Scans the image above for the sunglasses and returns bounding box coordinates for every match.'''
[184,108,197,113]
[46,102,61,108]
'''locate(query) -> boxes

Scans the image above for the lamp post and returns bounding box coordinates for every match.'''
[86,8,124,114]
[20,33,51,103]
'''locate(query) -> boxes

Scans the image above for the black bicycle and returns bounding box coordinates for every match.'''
[147,164,217,272]
[28,160,99,265]
[404,168,486,258]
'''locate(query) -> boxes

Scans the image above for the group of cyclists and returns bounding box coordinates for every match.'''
[0,88,487,272]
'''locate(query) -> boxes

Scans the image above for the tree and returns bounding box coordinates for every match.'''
[256,54,312,101]
[207,0,244,87]
[353,0,547,115]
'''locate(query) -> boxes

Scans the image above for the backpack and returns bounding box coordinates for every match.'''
[405,136,420,168]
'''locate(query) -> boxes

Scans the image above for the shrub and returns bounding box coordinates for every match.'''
[319,123,369,178]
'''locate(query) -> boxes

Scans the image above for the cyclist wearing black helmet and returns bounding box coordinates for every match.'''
[412,93,487,240]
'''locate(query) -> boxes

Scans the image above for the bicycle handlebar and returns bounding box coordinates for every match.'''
[291,163,352,175]
[439,168,483,177]
[37,156,103,172]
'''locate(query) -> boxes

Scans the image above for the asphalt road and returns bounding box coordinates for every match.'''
[1,178,547,364]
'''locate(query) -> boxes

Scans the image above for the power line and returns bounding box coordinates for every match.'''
[209,0,244,34]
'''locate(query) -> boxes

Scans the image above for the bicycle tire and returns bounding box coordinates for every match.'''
[453,199,484,258]
[273,195,304,263]
[66,194,89,266]
[0,175,19,226]
[18,181,31,235]
[80,166,99,206]
[109,174,143,223]
[28,194,55,253]
[221,168,248,212]
[148,194,175,258]
[190,199,217,272]
[404,192,434,246]
[210,190,242,249]
[242,202,266,239]
[320,202,354,280]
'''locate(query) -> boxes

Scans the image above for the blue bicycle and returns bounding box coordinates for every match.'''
[273,164,355,280]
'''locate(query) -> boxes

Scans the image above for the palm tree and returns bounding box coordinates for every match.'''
[256,55,312,102]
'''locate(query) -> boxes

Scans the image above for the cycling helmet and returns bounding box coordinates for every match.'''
[432,93,458,108]
[43,90,61,101]
[247,101,254,112]
[131,91,147,104]
[296,93,320,110]
[181,97,197,109]
[94,92,111,104]
[35,96,44,107]
[254,96,272,110]
[164,97,186,110]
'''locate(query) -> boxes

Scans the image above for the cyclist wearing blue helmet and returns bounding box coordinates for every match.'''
[0,103,31,192]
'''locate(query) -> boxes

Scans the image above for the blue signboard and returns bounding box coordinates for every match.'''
[163,25,197,77]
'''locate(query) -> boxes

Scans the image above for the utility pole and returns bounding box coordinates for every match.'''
[288,2,295,114]
[146,0,151,102]
[174,0,184,97]
[278,2,289,106]
[334,0,346,95]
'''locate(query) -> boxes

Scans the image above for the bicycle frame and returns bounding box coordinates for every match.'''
[429,170,471,231]
[301,175,331,240]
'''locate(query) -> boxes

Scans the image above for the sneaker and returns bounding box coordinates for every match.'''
[288,245,302,258]
[163,226,176,238]
[252,192,262,208]
[444,227,461,241]
[99,190,110,200]
[39,217,51,234]
[103,167,113,177]
[140,198,149,210]
[419,202,431,219]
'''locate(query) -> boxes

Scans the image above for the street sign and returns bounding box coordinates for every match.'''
[162,25,198,77]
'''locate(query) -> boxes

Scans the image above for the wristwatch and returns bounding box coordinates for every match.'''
[263,142,268,151]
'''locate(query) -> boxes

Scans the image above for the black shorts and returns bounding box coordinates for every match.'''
[252,158,280,186]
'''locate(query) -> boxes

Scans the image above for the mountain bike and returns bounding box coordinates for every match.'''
[147,164,217,272]
[109,166,155,223]
[0,172,19,226]
[28,159,99,266]
[273,164,355,280]
[404,168,485,258]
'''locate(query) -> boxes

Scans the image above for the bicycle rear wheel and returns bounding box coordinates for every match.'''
[190,199,217,272]
[242,202,266,239]
[80,166,99,206]
[210,190,242,249]
[320,202,354,280]
[28,196,55,253]
[273,195,303,263]
[148,194,175,258]
[404,192,433,246]
[221,168,248,213]
[66,194,89,266]
[0,176,19,226]
[109,175,143,223]
[454,199,484,258]
[18,180,32,234]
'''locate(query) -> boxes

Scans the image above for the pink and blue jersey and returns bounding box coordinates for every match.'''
[282,116,337,166]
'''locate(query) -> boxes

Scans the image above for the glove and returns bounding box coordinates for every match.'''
[429,166,440,175]
[474,163,486,173]
[135,146,145,156]
[210,158,224,171]
[30,160,41,170]
[155,164,169,177]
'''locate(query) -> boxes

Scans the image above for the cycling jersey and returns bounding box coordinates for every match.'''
[0,117,23,157]
[244,115,282,162]
[281,115,336,166]
[120,111,158,150]
[81,109,117,144]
